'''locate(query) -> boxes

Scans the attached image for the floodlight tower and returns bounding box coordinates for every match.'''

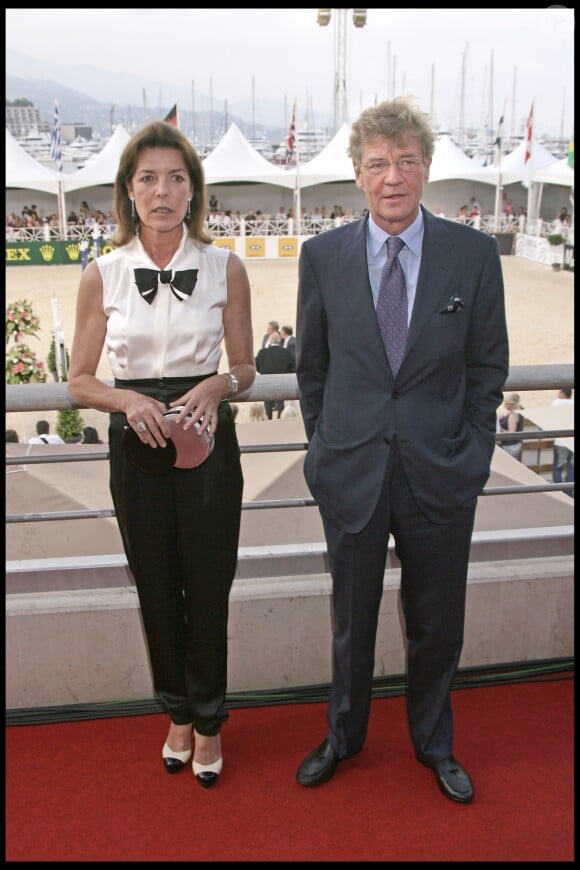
[317,9,367,132]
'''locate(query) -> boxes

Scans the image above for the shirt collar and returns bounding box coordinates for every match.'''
[367,209,424,258]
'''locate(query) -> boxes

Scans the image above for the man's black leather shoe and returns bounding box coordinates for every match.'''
[297,738,341,787]
[419,754,474,803]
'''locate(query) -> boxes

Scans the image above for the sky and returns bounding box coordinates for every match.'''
[6,8,575,139]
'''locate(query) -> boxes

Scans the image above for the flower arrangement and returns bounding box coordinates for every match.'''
[6,298,47,384]
[6,299,41,345]
[6,342,47,384]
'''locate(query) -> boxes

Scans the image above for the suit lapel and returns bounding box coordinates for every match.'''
[402,211,455,362]
[340,217,393,370]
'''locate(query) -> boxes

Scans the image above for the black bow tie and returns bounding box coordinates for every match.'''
[134,268,198,304]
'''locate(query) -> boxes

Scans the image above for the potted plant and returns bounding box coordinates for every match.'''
[546,233,565,270]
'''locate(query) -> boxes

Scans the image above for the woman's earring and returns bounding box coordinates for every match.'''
[185,198,192,223]
[130,197,136,220]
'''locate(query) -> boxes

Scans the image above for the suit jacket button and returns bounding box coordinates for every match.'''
[392,390,400,399]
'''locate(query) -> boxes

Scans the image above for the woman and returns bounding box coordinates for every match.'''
[81,425,103,444]
[68,121,256,788]
[498,392,524,460]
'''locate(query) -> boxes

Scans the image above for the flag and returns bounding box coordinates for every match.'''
[164,103,179,127]
[567,141,574,170]
[524,100,534,164]
[49,99,62,173]
[286,100,296,166]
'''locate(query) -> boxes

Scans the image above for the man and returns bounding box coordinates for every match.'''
[261,320,280,349]
[28,420,65,445]
[280,325,296,360]
[551,387,574,496]
[255,331,295,419]
[295,96,509,803]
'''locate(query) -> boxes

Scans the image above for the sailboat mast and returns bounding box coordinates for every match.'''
[458,44,467,149]
[430,63,435,125]
[511,66,517,139]
[488,50,494,150]
[251,75,256,143]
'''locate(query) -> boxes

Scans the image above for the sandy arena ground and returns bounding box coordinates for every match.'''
[6,255,574,442]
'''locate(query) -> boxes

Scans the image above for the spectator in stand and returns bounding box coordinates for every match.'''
[280,325,296,359]
[557,207,571,225]
[553,207,572,239]
[497,393,524,461]
[244,208,257,232]
[456,204,468,223]
[330,205,345,226]
[261,319,280,348]
[551,387,574,497]
[503,197,515,218]
[81,425,103,444]
[28,420,65,445]
[207,207,220,230]
[6,429,19,443]
[255,331,296,419]
[310,207,323,234]
[104,211,116,234]
[468,197,480,217]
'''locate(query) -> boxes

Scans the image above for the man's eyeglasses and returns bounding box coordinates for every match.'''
[361,158,426,176]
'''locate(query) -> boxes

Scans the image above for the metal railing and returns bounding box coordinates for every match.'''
[6,365,575,528]
[5,217,573,244]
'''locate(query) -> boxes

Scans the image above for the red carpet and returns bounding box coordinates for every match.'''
[6,679,573,862]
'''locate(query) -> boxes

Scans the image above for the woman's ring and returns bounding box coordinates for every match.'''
[136,421,148,432]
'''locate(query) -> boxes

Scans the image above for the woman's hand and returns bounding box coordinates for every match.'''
[168,374,231,435]
[125,393,171,446]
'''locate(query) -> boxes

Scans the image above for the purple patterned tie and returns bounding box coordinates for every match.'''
[376,236,407,376]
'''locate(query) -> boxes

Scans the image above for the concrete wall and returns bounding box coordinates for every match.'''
[6,555,573,710]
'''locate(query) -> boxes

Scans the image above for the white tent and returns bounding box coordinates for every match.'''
[429,135,496,184]
[203,122,295,189]
[532,157,574,188]
[5,128,61,194]
[62,125,132,193]
[483,137,557,185]
[298,123,355,188]
[299,129,497,189]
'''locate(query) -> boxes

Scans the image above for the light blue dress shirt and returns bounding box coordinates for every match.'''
[366,211,424,326]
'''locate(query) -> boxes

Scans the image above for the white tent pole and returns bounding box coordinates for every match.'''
[58,177,67,241]
[493,161,502,233]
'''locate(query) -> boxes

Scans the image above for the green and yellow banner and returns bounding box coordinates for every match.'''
[6,240,116,266]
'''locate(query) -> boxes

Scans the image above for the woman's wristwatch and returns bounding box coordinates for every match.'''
[224,371,239,400]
